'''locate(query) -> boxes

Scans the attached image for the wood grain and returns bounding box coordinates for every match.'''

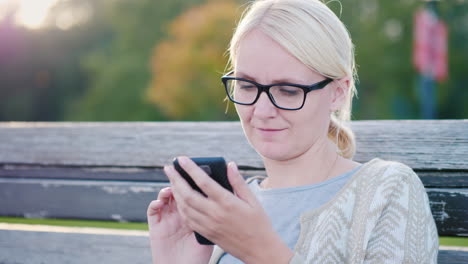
[0,230,465,264]
[0,120,467,238]
[0,120,466,169]
[0,178,465,236]
[1,165,467,187]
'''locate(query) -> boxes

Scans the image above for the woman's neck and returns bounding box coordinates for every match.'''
[261,138,353,189]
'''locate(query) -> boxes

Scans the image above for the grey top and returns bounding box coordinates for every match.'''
[218,165,361,264]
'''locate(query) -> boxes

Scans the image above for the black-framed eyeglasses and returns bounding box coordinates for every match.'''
[221,70,333,110]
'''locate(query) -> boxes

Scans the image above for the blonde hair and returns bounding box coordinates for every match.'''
[229,0,357,158]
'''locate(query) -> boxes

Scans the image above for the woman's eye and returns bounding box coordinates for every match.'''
[279,87,300,96]
[240,84,256,90]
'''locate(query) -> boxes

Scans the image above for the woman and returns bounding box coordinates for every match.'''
[147,0,439,263]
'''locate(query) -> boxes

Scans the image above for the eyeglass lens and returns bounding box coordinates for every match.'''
[226,79,305,109]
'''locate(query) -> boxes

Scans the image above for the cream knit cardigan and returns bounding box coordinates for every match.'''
[209,158,439,263]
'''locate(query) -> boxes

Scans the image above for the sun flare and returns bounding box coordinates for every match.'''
[0,0,58,29]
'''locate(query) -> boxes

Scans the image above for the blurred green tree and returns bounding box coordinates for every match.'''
[64,0,205,121]
[146,0,467,120]
[146,0,240,120]
[0,0,466,121]
[338,0,468,119]
[337,0,420,119]
[437,2,468,118]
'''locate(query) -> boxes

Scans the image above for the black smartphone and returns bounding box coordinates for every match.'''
[172,157,233,245]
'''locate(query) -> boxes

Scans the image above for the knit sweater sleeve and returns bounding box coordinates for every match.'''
[363,163,439,263]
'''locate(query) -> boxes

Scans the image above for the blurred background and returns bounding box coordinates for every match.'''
[0,0,466,122]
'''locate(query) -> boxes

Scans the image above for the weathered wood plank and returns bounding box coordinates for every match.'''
[0,120,466,170]
[0,229,466,264]
[428,189,468,236]
[0,178,166,222]
[0,177,466,236]
[417,171,468,188]
[1,165,467,187]
[351,120,468,170]
[0,164,166,182]
[0,230,152,264]
[438,250,468,264]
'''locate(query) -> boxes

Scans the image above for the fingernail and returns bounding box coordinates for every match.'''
[178,156,189,165]
[164,166,172,178]
[229,162,239,173]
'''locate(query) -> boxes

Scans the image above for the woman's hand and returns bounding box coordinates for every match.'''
[166,156,293,264]
[147,186,213,264]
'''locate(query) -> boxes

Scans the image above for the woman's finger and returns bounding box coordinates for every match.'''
[147,199,165,222]
[147,200,164,215]
[173,196,223,242]
[165,164,221,221]
[165,164,209,208]
[157,187,173,202]
[148,187,176,222]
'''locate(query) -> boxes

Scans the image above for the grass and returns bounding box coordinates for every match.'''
[439,236,468,247]
[0,216,148,231]
[1,216,467,247]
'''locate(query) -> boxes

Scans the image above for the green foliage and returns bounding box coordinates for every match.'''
[0,0,466,121]
[337,0,468,119]
[145,0,468,120]
[147,0,241,120]
[340,0,419,119]
[437,2,468,119]
[65,0,206,121]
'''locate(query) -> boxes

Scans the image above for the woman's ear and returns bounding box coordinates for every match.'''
[330,77,350,112]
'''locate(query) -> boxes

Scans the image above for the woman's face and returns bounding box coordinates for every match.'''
[234,29,341,162]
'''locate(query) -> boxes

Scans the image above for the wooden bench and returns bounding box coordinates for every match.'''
[0,120,467,263]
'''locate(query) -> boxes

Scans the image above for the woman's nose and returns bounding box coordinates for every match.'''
[253,92,278,118]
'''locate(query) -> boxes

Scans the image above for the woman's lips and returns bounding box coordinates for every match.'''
[256,127,287,137]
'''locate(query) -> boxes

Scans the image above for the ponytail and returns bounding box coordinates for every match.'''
[328,115,356,159]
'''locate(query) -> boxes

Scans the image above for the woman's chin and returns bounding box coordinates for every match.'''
[254,142,294,161]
